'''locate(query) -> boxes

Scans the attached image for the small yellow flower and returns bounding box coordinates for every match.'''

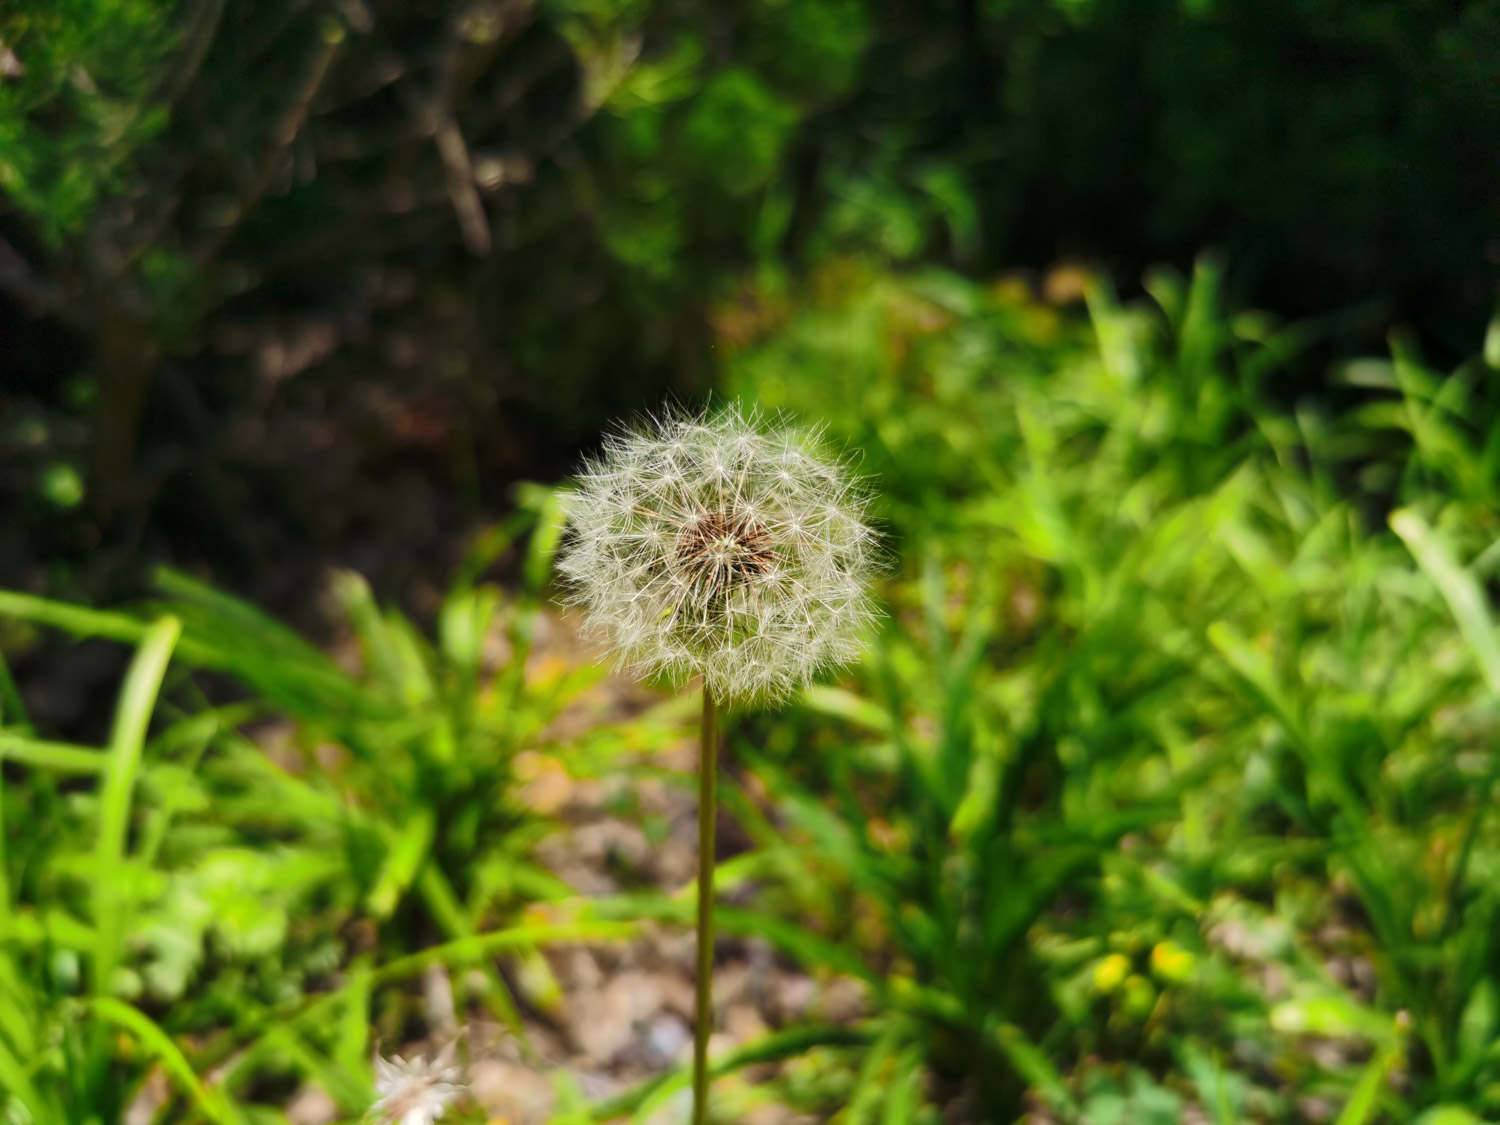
[1092,952,1131,993]
[1150,940,1195,984]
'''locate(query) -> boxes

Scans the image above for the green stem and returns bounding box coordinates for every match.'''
[693,689,720,1124]
[1441,756,1500,939]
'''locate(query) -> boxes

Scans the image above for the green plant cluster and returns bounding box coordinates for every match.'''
[5,259,1500,1122]
[710,259,1500,1121]
[0,0,177,237]
[0,490,658,1122]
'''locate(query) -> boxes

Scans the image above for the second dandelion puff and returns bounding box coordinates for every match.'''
[368,1046,462,1125]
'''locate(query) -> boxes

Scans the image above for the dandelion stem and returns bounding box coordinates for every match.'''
[693,688,720,1124]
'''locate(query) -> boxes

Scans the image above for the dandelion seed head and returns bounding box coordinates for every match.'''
[369,1046,463,1125]
[558,404,879,704]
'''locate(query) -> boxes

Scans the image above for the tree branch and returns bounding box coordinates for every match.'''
[433,113,491,255]
[0,237,67,318]
[192,23,343,267]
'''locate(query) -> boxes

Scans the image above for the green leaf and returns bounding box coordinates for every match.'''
[439,585,500,675]
[0,732,109,773]
[840,1021,904,1125]
[587,1023,877,1120]
[367,809,436,919]
[522,486,568,594]
[1206,621,1309,752]
[799,684,893,735]
[1391,509,1500,696]
[1269,993,1393,1042]
[1334,1032,1405,1125]
[1413,1109,1484,1125]
[94,616,180,998]
[88,996,241,1124]
[1457,978,1497,1061]
[0,588,161,647]
[879,1045,928,1124]
[989,1021,1078,1116]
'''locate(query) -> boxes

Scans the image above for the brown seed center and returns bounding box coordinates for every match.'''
[675,509,775,592]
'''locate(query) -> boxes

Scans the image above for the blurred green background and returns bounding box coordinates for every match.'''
[2,0,1500,1121]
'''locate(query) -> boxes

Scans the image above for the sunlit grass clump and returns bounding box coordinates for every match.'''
[7,263,1500,1124]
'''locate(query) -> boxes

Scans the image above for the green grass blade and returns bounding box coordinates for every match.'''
[89,996,241,1124]
[94,616,180,998]
[334,958,374,1077]
[0,732,110,773]
[0,752,7,916]
[0,589,220,668]
[263,1025,372,1112]
[798,684,893,735]
[416,864,530,1036]
[0,590,153,645]
[1391,509,1500,695]
[586,1023,877,1120]
[0,649,31,732]
[0,1042,51,1122]
[367,809,435,918]
[365,918,638,987]
[589,893,876,982]
[1206,621,1310,752]
[155,567,317,654]
[521,485,567,594]
[879,1045,927,1125]
[841,1021,903,1125]
[989,1021,1078,1116]
[1334,1030,1405,1125]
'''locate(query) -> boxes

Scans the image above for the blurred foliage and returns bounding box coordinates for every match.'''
[0,0,177,236]
[1,0,1496,599]
[0,496,647,1120]
[701,260,1500,1120]
[6,259,1500,1119]
[2,0,1500,1120]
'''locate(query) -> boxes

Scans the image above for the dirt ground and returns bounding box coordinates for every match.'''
[280,610,862,1125]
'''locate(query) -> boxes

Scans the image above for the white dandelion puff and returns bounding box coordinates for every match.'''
[368,1045,463,1125]
[557,403,879,704]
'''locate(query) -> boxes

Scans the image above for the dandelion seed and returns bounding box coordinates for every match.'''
[368,1046,463,1125]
